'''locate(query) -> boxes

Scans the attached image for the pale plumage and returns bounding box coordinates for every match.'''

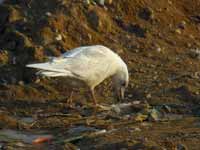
[26,45,129,106]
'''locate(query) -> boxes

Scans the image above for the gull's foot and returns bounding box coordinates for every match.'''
[90,104,110,116]
[66,103,75,109]
[66,99,74,109]
[95,104,111,111]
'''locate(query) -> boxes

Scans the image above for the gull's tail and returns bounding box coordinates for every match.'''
[26,62,73,77]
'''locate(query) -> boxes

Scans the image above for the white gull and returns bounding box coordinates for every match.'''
[26,45,129,106]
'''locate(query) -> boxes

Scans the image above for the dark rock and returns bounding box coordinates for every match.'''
[189,48,200,59]
[95,141,128,150]
[105,0,112,5]
[138,7,154,21]
[148,108,161,121]
[87,10,101,31]
[176,144,187,150]
[127,24,147,38]
[0,5,9,26]
[96,0,105,6]
[39,27,55,45]
[171,85,200,104]
[190,15,200,24]
[3,30,32,51]
[33,46,45,61]
[87,9,112,32]
[0,50,9,65]
[178,21,186,29]
[8,6,24,23]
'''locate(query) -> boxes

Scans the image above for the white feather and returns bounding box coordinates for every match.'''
[26,63,69,73]
[26,45,129,89]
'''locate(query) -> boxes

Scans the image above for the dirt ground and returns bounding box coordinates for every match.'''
[0,0,200,149]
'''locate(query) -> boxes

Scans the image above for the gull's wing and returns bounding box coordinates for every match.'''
[60,45,114,80]
[26,46,115,81]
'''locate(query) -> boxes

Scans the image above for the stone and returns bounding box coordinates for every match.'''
[186,43,191,48]
[45,12,52,17]
[189,34,194,39]
[18,81,24,85]
[87,9,112,32]
[87,33,92,40]
[12,56,16,64]
[148,108,161,121]
[55,34,62,41]
[178,21,186,29]
[189,48,200,59]
[134,127,141,132]
[33,46,45,61]
[8,7,24,23]
[135,113,148,122]
[0,50,9,65]
[105,0,112,5]
[175,29,182,34]
[0,0,5,4]
[128,94,133,98]
[84,0,90,5]
[98,0,105,5]
[138,7,154,21]
[146,93,151,99]
[35,78,40,83]
[127,24,147,38]
[176,144,188,150]
[40,27,55,45]
[111,105,121,114]
[156,47,161,52]
[168,0,172,5]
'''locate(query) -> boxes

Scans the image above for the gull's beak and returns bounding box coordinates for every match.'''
[119,87,125,100]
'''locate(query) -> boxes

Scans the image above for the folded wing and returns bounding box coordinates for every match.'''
[26,46,112,81]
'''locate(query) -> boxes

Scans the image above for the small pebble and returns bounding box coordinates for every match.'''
[18,81,24,85]
[128,94,133,98]
[45,12,52,17]
[176,144,188,150]
[105,0,112,5]
[55,34,62,41]
[84,0,90,5]
[132,101,141,105]
[98,0,105,5]
[179,21,186,29]
[35,78,40,83]
[156,47,162,52]
[134,127,141,131]
[0,0,5,4]
[146,93,151,99]
[175,29,181,34]
[168,0,172,5]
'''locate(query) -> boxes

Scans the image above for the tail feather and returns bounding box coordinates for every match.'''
[26,63,68,73]
[26,62,74,77]
[37,71,73,77]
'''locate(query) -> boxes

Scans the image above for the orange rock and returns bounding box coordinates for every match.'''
[32,136,53,144]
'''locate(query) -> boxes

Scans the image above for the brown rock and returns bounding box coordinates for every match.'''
[87,8,112,32]
[39,27,55,45]
[105,0,112,5]
[34,46,45,61]
[0,50,9,65]
[138,7,154,21]
[8,7,24,23]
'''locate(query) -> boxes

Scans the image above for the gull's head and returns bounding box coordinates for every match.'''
[113,61,129,100]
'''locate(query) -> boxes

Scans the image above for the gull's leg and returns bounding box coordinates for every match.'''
[90,88,98,115]
[67,91,74,107]
[90,89,97,106]
[90,89,110,112]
